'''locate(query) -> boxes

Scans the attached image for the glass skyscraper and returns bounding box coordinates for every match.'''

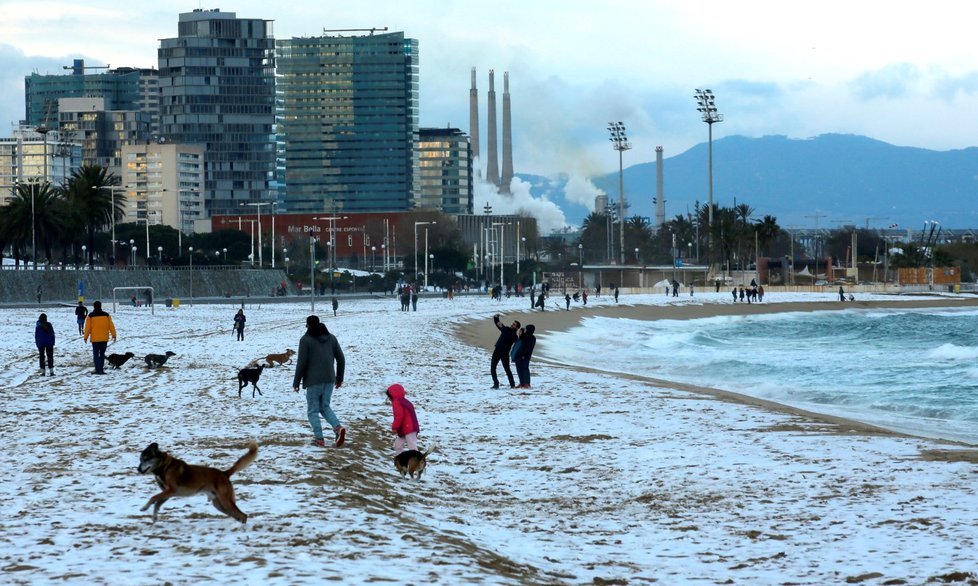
[158,9,276,218]
[276,31,419,213]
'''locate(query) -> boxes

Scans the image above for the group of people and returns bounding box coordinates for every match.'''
[490,314,537,389]
[732,284,765,303]
[39,300,118,375]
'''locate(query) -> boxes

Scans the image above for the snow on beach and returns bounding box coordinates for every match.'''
[1,290,977,584]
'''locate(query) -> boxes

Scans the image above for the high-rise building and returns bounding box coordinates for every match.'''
[0,127,80,206]
[24,60,159,135]
[121,143,206,235]
[417,127,473,214]
[57,97,151,174]
[158,9,276,218]
[276,30,419,213]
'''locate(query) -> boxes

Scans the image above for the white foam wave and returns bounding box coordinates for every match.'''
[925,343,978,361]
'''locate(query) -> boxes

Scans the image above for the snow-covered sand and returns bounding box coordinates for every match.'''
[1,291,977,585]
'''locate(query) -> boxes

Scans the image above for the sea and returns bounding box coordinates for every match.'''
[542,305,978,446]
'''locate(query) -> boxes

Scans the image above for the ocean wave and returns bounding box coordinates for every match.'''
[925,343,978,361]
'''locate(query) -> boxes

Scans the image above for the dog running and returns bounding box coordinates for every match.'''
[264,349,295,368]
[237,364,265,398]
[107,352,135,369]
[137,441,258,523]
[394,447,433,480]
[144,351,175,368]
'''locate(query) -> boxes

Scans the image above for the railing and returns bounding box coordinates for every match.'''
[1,263,254,271]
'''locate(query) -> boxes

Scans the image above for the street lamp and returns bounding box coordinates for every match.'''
[96,185,128,265]
[578,242,583,288]
[608,122,631,265]
[635,247,640,264]
[427,253,435,290]
[309,234,317,312]
[240,202,273,267]
[223,247,227,263]
[188,246,194,306]
[158,245,163,263]
[413,221,436,284]
[492,222,509,293]
[129,239,135,266]
[695,89,723,240]
[81,245,87,269]
[371,245,376,272]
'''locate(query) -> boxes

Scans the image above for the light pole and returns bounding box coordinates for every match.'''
[188,246,194,306]
[635,247,639,264]
[608,122,631,266]
[371,245,376,272]
[309,234,317,312]
[81,245,86,269]
[413,221,435,284]
[492,222,509,293]
[129,239,135,266]
[695,89,723,242]
[516,221,521,275]
[223,248,227,263]
[158,245,163,263]
[578,242,583,289]
[428,253,435,289]
[423,229,431,290]
[240,202,272,267]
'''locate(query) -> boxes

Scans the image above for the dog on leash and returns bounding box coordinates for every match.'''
[137,441,258,523]
[264,349,295,368]
[394,447,433,479]
[145,351,176,368]
[237,364,265,398]
[107,352,135,369]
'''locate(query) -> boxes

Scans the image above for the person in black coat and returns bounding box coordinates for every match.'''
[513,324,536,389]
[35,313,56,376]
[490,314,519,389]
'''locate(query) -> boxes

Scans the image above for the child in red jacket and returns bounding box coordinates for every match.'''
[386,383,420,454]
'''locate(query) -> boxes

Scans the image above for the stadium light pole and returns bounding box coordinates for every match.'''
[241,202,272,267]
[695,89,723,243]
[608,122,631,266]
[414,221,435,284]
[188,246,194,306]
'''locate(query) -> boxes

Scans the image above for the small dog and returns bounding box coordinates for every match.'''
[145,351,176,368]
[264,349,295,368]
[237,364,265,398]
[107,352,135,369]
[394,447,433,479]
[137,441,258,523]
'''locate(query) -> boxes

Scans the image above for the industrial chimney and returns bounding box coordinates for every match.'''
[655,146,666,231]
[486,69,499,186]
[500,71,513,194]
[469,67,480,162]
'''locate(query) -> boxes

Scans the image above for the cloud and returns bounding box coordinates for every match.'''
[850,63,920,100]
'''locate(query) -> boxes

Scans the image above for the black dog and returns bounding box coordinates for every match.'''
[107,352,135,369]
[145,351,176,368]
[237,364,265,398]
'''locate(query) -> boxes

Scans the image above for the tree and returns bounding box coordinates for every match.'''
[753,215,781,257]
[63,164,118,268]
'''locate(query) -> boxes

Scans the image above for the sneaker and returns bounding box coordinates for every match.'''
[48,369,54,376]
[38,368,46,376]
[311,438,326,447]
[491,385,500,389]
[334,426,346,448]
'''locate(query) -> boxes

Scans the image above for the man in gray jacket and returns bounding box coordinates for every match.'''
[293,315,346,447]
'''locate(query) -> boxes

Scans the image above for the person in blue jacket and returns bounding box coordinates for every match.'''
[35,313,56,376]
[513,324,536,389]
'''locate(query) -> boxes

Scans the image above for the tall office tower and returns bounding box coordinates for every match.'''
[158,9,276,218]
[276,30,419,213]
[500,71,513,194]
[417,127,473,214]
[468,67,480,161]
[0,126,80,205]
[24,60,159,135]
[58,97,151,173]
[485,70,499,186]
[121,142,205,231]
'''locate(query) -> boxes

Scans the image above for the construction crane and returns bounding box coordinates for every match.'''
[62,63,110,71]
[322,27,388,35]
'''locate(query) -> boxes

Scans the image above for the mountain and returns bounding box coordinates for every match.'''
[519,134,978,230]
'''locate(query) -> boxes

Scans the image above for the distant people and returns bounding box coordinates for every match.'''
[672,280,680,297]
[233,309,246,341]
[35,313,56,376]
[386,383,420,455]
[513,324,537,389]
[74,301,88,335]
[411,288,418,311]
[490,314,519,389]
[839,286,846,302]
[614,286,619,303]
[582,290,588,305]
[739,287,746,303]
[83,300,116,375]
[596,285,601,297]
[331,297,339,317]
[732,287,738,302]
[758,285,765,302]
[689,284,694,297]
[537,291,546,311]
[565,293,571,310]
[715,279,721,293]
[35,285,41,304]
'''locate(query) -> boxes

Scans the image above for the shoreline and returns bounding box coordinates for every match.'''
[455,294,978,458]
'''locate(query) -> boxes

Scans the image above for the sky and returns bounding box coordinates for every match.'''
[2,291,977,583]
[2,1,978,230]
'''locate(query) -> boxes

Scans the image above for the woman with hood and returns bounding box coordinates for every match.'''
[386,383,420,454]
[293,315,346,447]
[35,313,56,376]
[513,324,536,389]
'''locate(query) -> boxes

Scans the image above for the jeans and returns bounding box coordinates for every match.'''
[490,349,515,388]
[514,356,531,387]
[91,341,108,373]
[306,383,340,440]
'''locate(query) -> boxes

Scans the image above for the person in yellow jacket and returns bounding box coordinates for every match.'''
[83,300,117,374]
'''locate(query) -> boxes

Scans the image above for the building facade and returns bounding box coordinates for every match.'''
[120,143,206,235]
[417,127,473,214]
[158,9,276,219]
[275,31,419,213]
[57,97,151,175]
[0,127,80,206]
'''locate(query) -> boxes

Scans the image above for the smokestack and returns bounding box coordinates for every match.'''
[500,71,513,194]
[655,146,666,231]
[486,69,499,186]
[469,67,480,162]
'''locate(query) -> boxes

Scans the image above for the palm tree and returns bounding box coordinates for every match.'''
[0,181,63,266]
[63,164,117,268]
[753,215,781,257]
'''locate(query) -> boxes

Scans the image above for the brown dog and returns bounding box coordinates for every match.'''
[394,447,433,479]
[137,441,258,523]
[264,349,295,367]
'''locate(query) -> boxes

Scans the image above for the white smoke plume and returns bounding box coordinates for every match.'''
[471,173,568,235]
[562,173,605,210]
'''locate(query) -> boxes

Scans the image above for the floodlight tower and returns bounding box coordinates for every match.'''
[608,121,631,265]
[694,89,723,240]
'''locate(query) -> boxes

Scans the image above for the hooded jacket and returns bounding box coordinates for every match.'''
[292,323,345,389]
[83,305,116,343]
[493,315,518,351]
[514,324,536,361]
[35,319,56,348]
[387,383,419,436]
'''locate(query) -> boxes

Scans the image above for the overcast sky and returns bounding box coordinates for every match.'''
[2,1,977,191]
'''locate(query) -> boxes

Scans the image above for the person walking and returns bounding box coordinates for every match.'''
[35,313,56,376]
[614,286,619,303]
[839,286,846,302]
[564,293,571,310]
[74,301,88,335]
[490,314,519,389]
[513,324,536,389]
[293,315,346,447]
[537,290,546,311]
[331,296,339,317]
[233,309,246,341]
[386,383,420,454]
[83,300,116,375]
[411,288,419,311]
